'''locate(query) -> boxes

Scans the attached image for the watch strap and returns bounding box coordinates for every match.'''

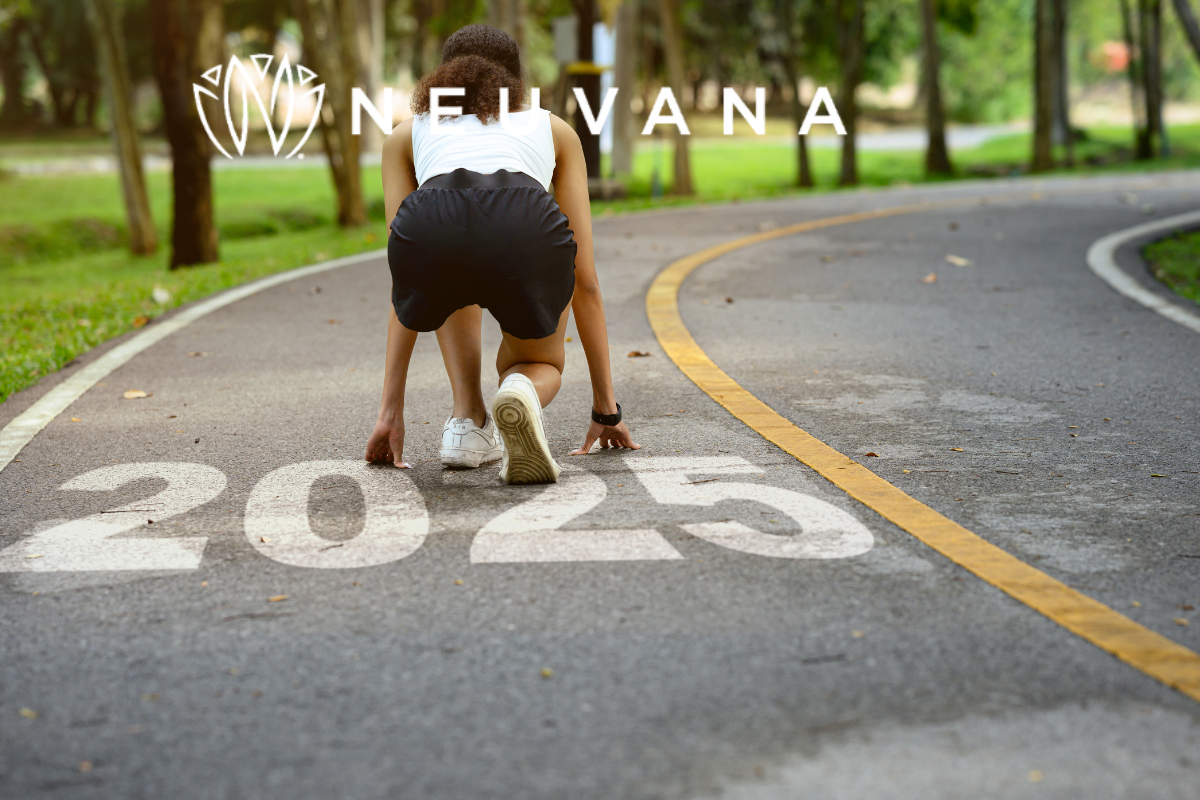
[591,403,622,426]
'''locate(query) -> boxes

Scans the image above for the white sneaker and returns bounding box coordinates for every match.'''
[440,413,503,469]
[491,373,561,485]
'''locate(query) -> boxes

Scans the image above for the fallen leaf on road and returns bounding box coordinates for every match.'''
[725,297,734,303]
[123,390,149,399]
[627,351,651,358]
[25,554,43,559]
[945,254,973,267]
[821,254,837,262]
[260,536,270,543]
[70,417,81,422]
[267,595,288,603]
[19,708,37,719]
[141,693,159,702]
[851,630,865,638]
[79,761,93,773]
[1151,474,1166,478]
[187,352,207,358]
[862,452,879,457]
[903,469,911,473]
[1180,604,1195,611]
[540,668,554,678]
[327,319,342,325]
[950,448,964,452]
[1175,618,1190,626]
[921,272,938,284]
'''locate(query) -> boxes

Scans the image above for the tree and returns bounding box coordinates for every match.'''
[573,0,603,179]
[610,0,636,176]
[837,0,865,186]
[656,0,692,194]
[919,0,952,176]
[1174,0,1200,65]
[1050,0,1072,167]
[1119,0,1150,158]
[81,0,157,256]
[1031,0,1054,171]
[25,0,101,128]
[357,0,385,152]
[755,0,818,189]
[0,11,31,130]
[488,0,526,51]
[150,0,223,268]
[1139,0,1165,157]
[293,0,368,227]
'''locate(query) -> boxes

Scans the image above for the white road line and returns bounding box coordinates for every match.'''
[1086,209,1200,335]
[0,249,386,475]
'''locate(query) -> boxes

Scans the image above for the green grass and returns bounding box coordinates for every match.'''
[1144,229,1200,305]
[2,122,1198,405]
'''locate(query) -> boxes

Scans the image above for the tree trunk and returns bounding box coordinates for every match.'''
[150,0,222,268]
[838,0,865,187]
[24,20,69,127]
[0,19,31,130]
[1051,0,1073,166]
[488,0,527,52]
[293,0,368,227]
[782,59,812,188]
[1174,0,1200,64]
[573,0,602,179]
[1032,0,1055,172]
[81,0,157,256]
[919,0,952,176]
[1120,0,1151,158]
[356,0,385,152]
[411,0,429,78]
[657,0,691,194]
[610,0,636,176]
[1141,0,1164,157]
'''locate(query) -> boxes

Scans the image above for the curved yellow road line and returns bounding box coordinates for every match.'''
[646,205,1200,704]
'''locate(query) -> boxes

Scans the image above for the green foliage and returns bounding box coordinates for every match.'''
[1145,231,1200,305]
[0,224,386,404]
[939,0,1032,123]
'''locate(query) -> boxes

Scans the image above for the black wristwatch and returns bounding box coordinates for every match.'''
[591,403,622,426]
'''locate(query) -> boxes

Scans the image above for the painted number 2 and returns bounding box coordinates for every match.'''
[0,462,225,571]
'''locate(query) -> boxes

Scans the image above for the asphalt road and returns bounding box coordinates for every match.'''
[1,170,1198,799]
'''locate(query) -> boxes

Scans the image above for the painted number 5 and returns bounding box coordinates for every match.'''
[625,456,874,559]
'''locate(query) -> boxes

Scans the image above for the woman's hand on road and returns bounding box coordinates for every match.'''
[570,420,640,455]
[364,418,412,468]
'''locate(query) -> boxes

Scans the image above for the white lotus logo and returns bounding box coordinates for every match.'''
[193,54,325,159]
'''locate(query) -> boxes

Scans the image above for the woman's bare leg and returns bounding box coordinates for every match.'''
[495,307,570,407]
[435,305,488,427]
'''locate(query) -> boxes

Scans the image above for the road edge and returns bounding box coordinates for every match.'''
[1085,209,1200,335]
[0,248,386,475]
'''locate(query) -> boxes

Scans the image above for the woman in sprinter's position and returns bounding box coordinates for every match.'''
[364,24,638,484]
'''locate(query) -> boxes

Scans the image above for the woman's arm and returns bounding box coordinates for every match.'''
[548,115,639,454]
[365,120,419,467]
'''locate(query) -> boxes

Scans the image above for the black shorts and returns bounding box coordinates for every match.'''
[387,168,577,340]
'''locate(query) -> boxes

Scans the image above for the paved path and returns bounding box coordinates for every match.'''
[1,171,1198,798]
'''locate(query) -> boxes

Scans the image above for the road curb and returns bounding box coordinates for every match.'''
[1085,209,1200,335]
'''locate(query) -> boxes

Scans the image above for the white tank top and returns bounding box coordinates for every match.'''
[411,108,556,190]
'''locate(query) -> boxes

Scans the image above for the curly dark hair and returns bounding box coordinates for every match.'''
[411,25,524,124]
